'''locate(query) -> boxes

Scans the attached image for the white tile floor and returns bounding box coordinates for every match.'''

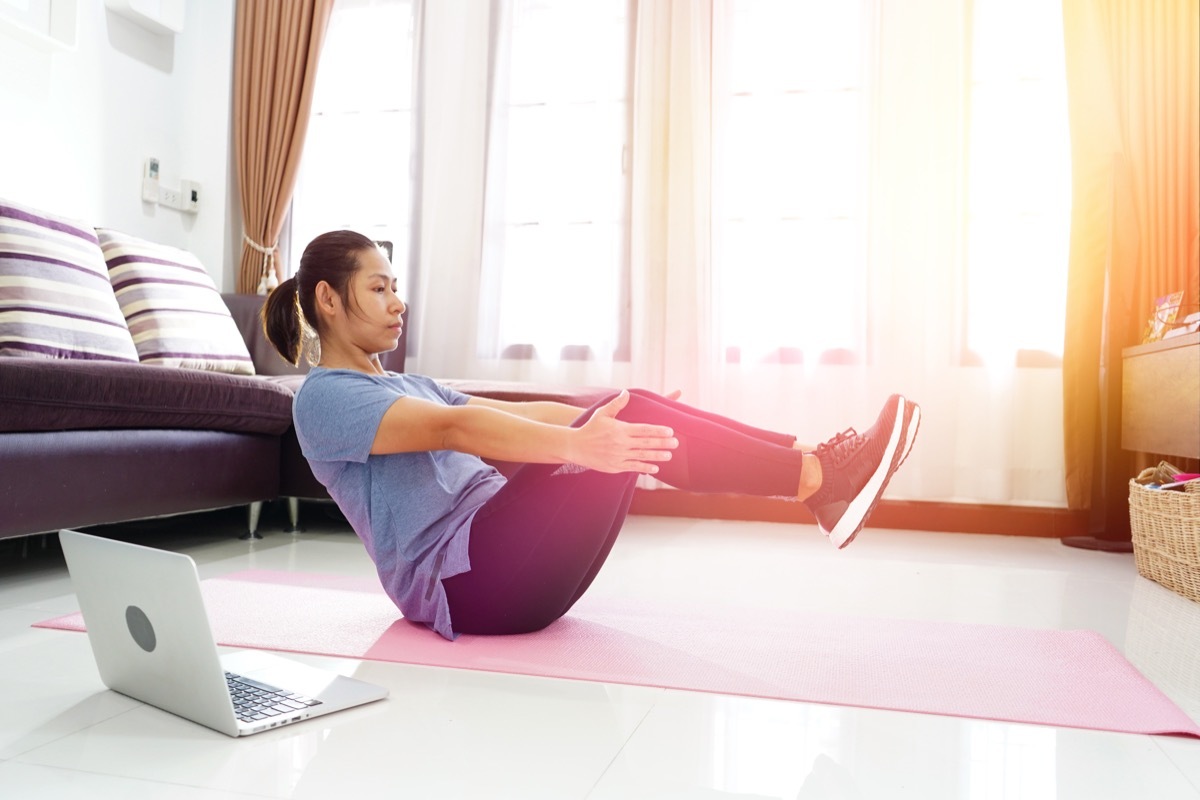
[1,506,1198,799]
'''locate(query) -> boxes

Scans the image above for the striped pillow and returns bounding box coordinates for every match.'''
[98,229,255,375]
[0,200,139,362]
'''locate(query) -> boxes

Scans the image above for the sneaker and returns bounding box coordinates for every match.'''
[804,394,916,548]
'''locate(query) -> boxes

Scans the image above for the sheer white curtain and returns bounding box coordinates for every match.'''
[478,1,631,365]
[636,0,1069,505]
[289,0,416,288]
[404,0,491,378]
[627,0,718,404]
[407,0,635,389]
[406,0,1070,506]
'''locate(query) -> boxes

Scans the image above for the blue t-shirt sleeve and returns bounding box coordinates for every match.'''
[402,373,472,408]
[293,371,402,464]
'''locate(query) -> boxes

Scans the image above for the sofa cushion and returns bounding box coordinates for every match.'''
[0,199,140,363]
[0,429,281,538]
[98,228,255,375]
[0,358,293,435]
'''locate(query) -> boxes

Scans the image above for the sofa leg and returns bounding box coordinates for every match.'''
[241,501,264,541]
[286,497,300,532]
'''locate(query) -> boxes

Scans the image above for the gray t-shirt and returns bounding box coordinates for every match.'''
[292,368,505,639]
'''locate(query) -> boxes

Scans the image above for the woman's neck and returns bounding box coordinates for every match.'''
[316,341,385,374]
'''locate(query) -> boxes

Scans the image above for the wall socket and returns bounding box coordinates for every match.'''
[154,182,199,213]
[158,186,182,209]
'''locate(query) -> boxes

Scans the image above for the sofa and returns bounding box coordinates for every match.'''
[0,198,608,542]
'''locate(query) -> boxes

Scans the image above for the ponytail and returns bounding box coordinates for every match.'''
[262,277,303,367]
[260,230,377,368]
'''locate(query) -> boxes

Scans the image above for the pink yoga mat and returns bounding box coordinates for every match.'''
[37,569,1200,738]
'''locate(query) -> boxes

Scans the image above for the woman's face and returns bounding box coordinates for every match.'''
[340,246,406,355]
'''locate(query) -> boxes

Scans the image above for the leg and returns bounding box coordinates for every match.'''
[613,389,808,497]
[241,501,264,541]
[613,389,920,549]
[286,497,300,532]
[624,389,798,446]
[445,391,814,635]
[442,463,638,635]
[444,391,921,635]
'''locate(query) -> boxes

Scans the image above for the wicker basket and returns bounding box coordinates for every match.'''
[1129,478,1200,602]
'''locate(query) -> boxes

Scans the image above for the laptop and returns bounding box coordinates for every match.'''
[59,529,389,737]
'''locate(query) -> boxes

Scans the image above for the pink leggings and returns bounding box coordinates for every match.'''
[441,389,806,635]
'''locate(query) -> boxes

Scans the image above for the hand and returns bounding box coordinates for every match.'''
[572,390,678,474]
[664,389,682,401]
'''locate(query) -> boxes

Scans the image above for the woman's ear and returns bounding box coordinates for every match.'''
[314,280,339,318]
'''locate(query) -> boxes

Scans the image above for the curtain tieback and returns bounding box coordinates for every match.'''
[244,234,279,294]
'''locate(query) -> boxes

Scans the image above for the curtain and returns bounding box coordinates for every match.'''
[628,0,716,404]
[705,0,1069,505]
[404,0,491,377]
[1061,0,1200,539]
[409,0,636,389]
[233,0,335,294]
[409,1,717,397]
[405,0,1074,506]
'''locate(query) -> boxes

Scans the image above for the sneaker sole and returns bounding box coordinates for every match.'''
[897,402,921,468]
[827,395,909,548]
[832,398,919,549]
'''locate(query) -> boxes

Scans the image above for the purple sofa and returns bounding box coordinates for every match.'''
[0,357,292,539]
[0,293,406,542]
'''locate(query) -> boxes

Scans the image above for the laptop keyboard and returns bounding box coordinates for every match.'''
[225,672,323,723]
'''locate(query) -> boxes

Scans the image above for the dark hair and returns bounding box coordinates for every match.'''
[262,230,378,366]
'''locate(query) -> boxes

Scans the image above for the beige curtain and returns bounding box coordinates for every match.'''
[1061,0,1200,538]
[233,0,335,294]
[628,0,716,404]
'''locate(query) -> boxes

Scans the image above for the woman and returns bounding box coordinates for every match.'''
[264,230,919,639]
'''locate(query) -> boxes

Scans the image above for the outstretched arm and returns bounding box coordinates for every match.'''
[464,395,584,427]
[370,390,677,475]
[463,390,681,425]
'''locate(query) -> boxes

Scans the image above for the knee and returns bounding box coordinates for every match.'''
[623,388,665,412]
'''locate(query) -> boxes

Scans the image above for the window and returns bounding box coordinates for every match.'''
[714,1,868,364]
[478,0,632,361]
[713,0,1070,367]
[964,0,1071,365]
[289,0,417,293]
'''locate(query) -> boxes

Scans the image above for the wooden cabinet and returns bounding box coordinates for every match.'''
[1121,331,1200,459]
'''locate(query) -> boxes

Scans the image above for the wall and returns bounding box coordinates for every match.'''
[0,0,237,289]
